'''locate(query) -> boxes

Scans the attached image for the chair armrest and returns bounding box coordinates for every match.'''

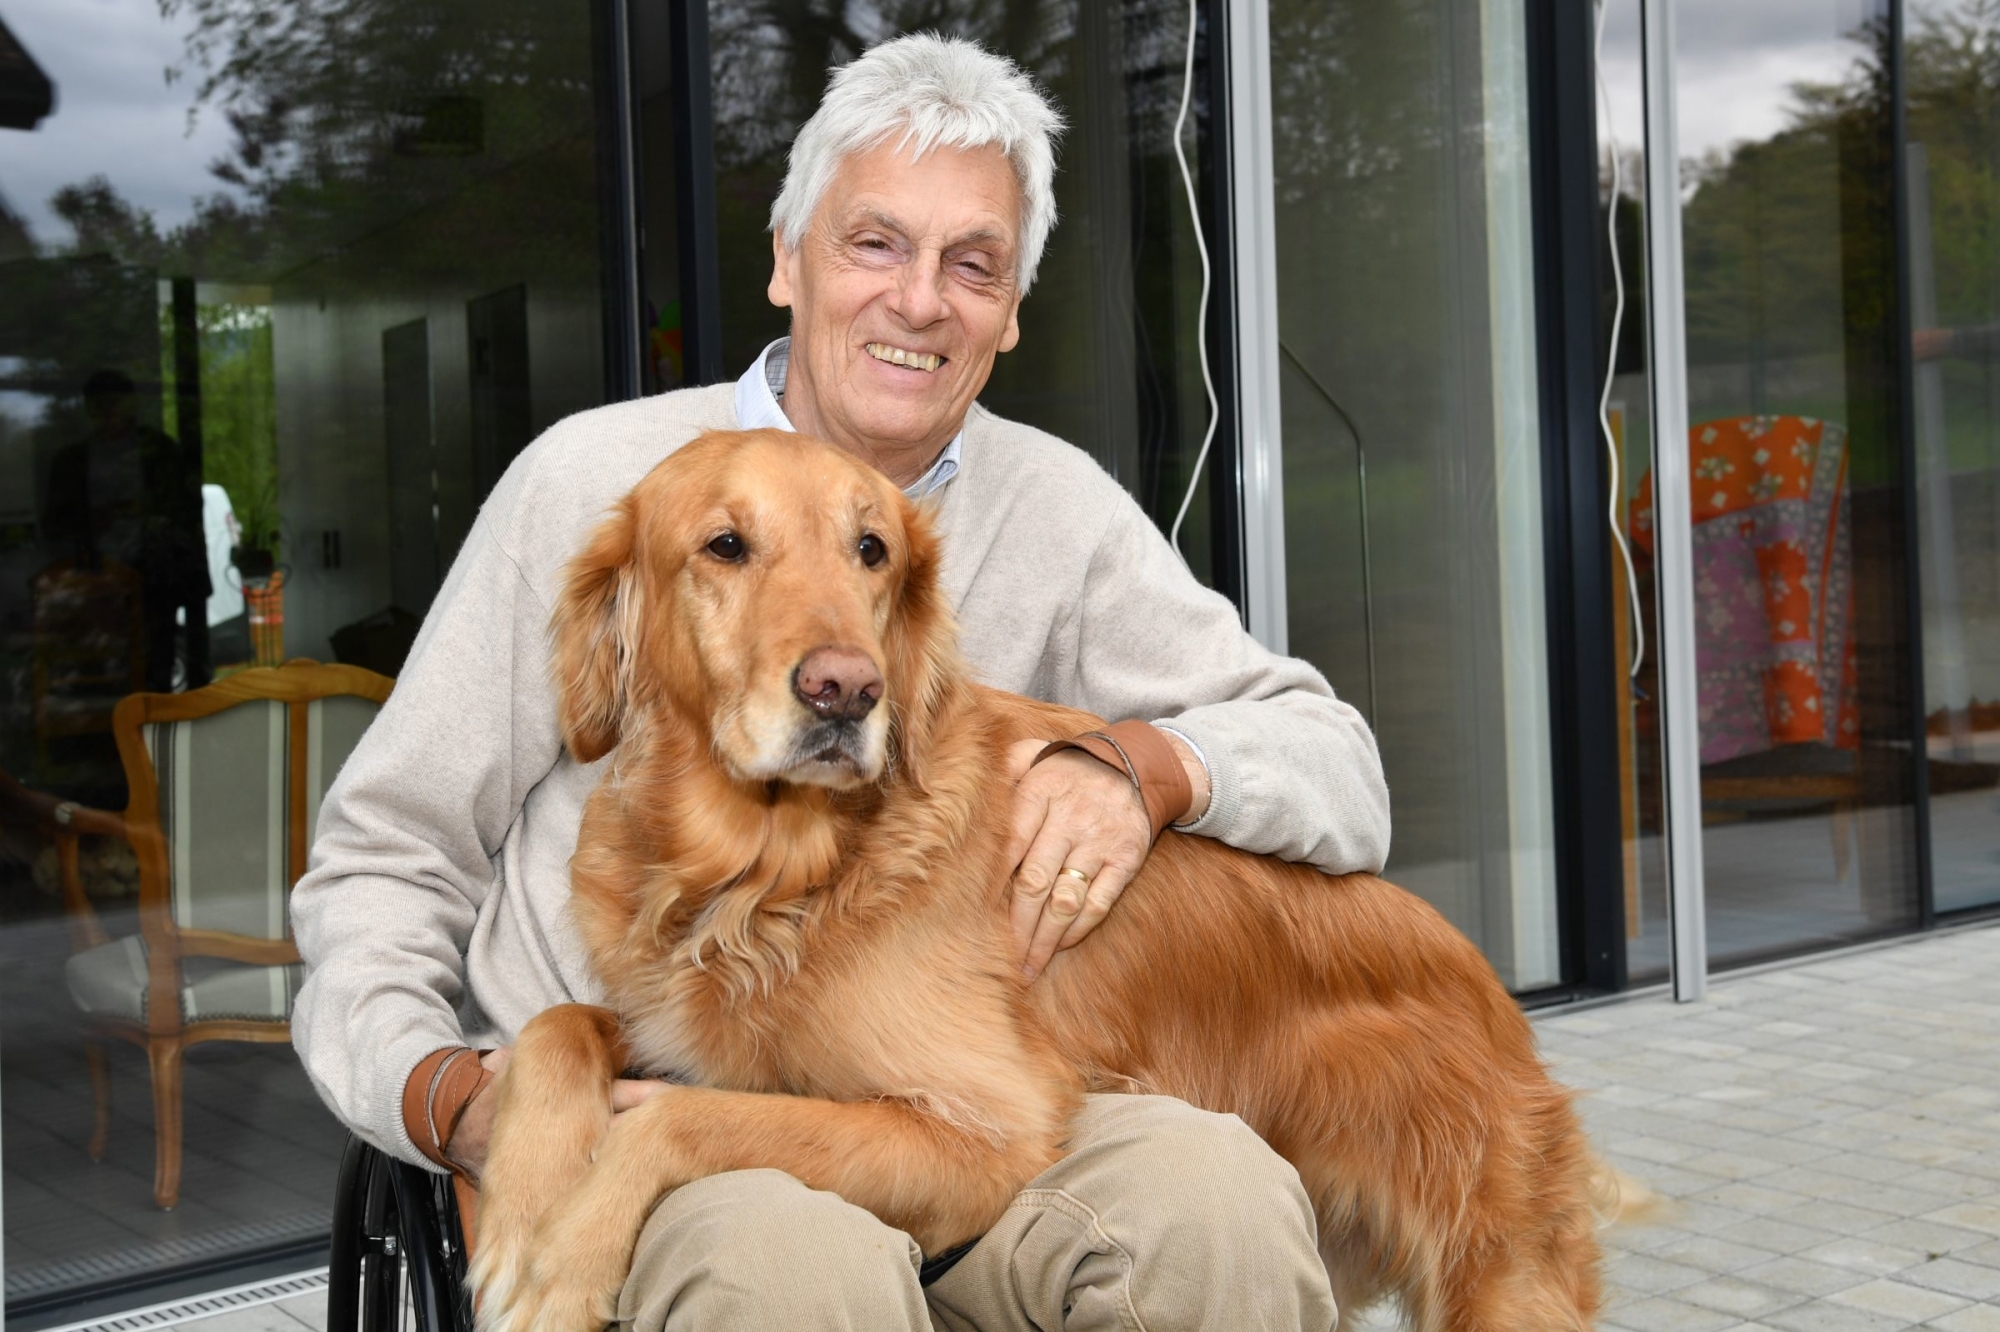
[0,768,127,953]
[176,930,301,967]
[0,768,128,839]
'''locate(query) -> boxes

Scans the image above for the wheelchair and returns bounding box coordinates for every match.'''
[328,1134,475,1332]
[326,1132,978,1330]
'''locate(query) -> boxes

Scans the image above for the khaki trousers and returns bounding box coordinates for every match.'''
[614,1093,1339,1331]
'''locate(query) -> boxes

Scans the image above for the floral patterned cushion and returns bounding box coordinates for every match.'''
[1632,416,1859,766]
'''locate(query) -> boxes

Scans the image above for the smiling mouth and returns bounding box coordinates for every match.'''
[865,342,945,373]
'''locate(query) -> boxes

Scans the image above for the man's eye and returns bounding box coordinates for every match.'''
[857,533,888,568]
[707,532,746,561]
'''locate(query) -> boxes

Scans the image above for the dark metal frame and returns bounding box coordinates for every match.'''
[1885,0,1938,930]
[1524,0,1628,995]
[1196,0,1248,614]
[670,0,726,386]
[595,0,647,402]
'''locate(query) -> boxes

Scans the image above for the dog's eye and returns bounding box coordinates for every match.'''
[857,533,888,568]
[706,532,746,561]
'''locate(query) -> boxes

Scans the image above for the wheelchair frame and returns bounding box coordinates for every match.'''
[328,1135,475,1332]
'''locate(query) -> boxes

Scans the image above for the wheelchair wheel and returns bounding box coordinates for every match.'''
[328,1135,474,1332]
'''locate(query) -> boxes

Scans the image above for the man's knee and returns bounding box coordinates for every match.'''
[1016,1095,1335,1331]
[618,1168,926,1331]
[1076,1094,1319,1241]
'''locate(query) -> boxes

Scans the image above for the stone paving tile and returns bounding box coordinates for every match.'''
[169,924,2000,1331]
[1931,1305,2000,1332]
[1563,927,2000,1332]
[1826,1276,1973,1323]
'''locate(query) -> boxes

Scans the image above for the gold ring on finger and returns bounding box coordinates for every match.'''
[1058,866,1091,888]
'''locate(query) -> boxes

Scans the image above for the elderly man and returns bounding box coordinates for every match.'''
[293,32,1386,1332]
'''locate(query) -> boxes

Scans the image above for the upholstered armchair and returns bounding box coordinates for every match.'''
[2,661,391,1209]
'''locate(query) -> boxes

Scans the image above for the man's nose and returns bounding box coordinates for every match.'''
[892,252,948,328]
[792,646,884,722]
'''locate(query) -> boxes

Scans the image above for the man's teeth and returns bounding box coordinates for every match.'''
[866,342,942,373]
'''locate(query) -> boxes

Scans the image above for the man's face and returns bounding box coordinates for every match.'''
[769,140,1024,472]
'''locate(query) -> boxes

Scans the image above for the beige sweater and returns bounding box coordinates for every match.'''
[290,383,1390,1167]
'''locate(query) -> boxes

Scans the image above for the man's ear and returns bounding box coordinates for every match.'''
[999,296,1022,354]
[550,499,639,763]
[769,232,796,310]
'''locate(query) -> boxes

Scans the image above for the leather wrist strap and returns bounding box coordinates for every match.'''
[403,1045,492,1172]
[1032,720,1193,840]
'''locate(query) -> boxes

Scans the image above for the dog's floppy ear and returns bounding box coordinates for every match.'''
[883,500,958,793]
[550,498,639,763]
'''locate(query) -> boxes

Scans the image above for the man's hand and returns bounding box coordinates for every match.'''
[442,1046,670,1178]
[1003,729,1210,982]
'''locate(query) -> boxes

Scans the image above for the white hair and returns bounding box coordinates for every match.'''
[769,32,1065,294]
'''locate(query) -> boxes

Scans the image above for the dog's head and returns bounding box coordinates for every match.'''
[551,428,955,790]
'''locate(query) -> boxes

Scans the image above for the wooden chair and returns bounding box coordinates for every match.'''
[6,661,392,1209]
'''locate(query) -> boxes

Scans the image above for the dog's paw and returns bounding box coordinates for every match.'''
[466,1233,526,1332]
[475,1257,620,1332]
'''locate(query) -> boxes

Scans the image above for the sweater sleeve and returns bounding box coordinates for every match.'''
[1070,497,1390,875]
[290,515,564,1168]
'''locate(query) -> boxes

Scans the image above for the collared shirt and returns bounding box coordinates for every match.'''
[734,338,962,500]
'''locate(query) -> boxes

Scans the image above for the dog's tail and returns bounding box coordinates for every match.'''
[1589,1153,1674,1230]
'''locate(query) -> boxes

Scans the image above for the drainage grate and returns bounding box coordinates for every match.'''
[35,1268,329,1332]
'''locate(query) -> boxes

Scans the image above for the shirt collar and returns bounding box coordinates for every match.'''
[735,337,962,501]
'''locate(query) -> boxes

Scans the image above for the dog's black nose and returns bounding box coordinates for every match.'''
[793,647,883,722]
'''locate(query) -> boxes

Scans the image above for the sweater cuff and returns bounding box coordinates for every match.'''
[1152,718,1237,841]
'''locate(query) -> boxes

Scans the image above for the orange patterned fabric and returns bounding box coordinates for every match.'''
[1631,416,1858,765]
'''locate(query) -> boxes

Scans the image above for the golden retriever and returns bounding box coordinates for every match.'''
[468,428,1606,1331]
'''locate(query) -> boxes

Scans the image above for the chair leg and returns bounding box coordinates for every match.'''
[84,1040,112,1162]
[146,1037,184,1210]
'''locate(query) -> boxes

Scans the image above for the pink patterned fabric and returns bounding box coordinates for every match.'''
[1632,416,1859,766]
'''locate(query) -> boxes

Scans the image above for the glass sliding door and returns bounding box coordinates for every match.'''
[1647,0,1922,964]
[0,0,632,1314]
[1268,0,1561,990]
[1904,0,2000,914]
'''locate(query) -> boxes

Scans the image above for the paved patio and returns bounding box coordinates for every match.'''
[1539,922,2000,1332]
[136,920,2000,1332]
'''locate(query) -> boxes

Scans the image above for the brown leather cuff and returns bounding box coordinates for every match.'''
[403,1046,492,1172]
[1033,720,1194,840]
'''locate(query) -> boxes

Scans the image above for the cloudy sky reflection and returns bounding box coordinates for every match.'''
[1598,0,1886,178]
[0,0,242,245]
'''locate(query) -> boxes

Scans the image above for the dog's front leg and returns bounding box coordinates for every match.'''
[468,1004,628,1332]
[494,1081,1065,1332]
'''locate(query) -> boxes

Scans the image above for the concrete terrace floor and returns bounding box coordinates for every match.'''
[153,921,2000,1332]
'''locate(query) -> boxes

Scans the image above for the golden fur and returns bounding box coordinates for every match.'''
[469,428,1608,1331]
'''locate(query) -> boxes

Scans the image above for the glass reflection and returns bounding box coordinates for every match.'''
[1649,0,1921,964]
[702,0,1225,581]
[0,0,620,1311]
[1905,0,2000,912]
[1268,0,1561,991]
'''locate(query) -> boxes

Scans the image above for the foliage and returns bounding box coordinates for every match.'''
[158,301,280,553]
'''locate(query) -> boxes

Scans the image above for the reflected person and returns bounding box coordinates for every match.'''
[42,370,211,691]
